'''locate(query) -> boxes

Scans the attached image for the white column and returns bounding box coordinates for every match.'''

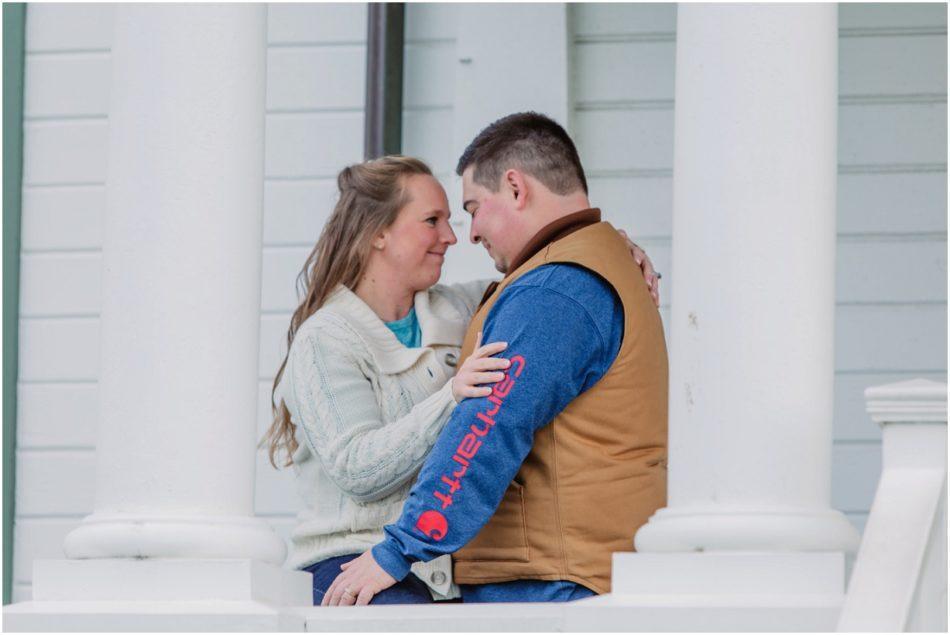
[635,4,859,553]
[62,4,284,564]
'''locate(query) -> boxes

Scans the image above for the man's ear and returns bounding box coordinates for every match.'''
[504,169,529,210]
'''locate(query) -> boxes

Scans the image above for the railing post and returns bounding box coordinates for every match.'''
[837,379,948,632]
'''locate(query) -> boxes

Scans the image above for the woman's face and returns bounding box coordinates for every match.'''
[377,174,457,292]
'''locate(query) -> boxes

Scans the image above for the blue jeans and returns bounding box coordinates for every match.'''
[303,553,434,606]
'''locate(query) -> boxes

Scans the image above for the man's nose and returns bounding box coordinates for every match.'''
[469,223,481,245]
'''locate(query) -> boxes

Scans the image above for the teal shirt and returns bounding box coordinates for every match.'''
[384,307,422,349]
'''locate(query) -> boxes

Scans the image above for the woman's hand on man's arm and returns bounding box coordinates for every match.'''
[451,332,509,403]
[617,229,661,307]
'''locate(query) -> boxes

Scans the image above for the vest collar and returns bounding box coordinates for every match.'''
[507,208,601,272]
[321,285,465,374]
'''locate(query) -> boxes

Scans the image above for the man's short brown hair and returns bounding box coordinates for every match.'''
[455,112,588,196]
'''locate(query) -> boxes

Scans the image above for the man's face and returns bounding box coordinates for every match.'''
[461,166,518,274]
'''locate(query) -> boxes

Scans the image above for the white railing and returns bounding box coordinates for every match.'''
[837,379,948,632]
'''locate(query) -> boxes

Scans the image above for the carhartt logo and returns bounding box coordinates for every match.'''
[415,510,448,541]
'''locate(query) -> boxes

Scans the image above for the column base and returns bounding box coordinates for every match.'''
[634,505,861,553]
[63,513,288,565]
[3,559,312,632]
[562,552,848,632]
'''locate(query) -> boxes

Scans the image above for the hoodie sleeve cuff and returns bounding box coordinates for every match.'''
[372,541,412,582]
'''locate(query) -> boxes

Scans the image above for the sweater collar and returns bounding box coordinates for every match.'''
[321,285,466,374]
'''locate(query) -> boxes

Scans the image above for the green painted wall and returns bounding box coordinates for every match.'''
[3,2,26,606]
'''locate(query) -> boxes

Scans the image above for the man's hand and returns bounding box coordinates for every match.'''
[321,550,397,606]
[618,229,661,307]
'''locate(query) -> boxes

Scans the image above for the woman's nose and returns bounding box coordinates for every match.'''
[442,223,458,245]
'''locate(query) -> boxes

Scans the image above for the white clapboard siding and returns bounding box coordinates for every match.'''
[265,112,364,178]
[403,42,455,110]
[16,383,98,449]
[839,102,946,167]
[13,519,74,584]
[572,3,677,36]
[20,186,104,251]
[840,3,947,31]
[266,46,365,112]
[24,3,114,52]
[22,120,108,185]
[23,53,110,119]
[15,450,95,517]
[266,4,367,45]
[263,179,339,247]
[838,172,947,235]
[840,35,946,97]
[400,109,456,177]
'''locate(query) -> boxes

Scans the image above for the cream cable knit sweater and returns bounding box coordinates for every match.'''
[277,280,492,599]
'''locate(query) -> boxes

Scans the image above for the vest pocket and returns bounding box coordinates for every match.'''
[455,481,529,562]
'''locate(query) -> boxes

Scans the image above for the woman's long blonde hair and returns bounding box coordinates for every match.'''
[263,156,434,467]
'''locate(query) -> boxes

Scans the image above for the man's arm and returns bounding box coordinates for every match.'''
[323,266,623,605]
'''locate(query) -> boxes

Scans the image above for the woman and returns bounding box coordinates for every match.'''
[263,156,659,605]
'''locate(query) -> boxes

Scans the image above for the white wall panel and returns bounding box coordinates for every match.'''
[25,3,114,52]
[835,304,946,372]
[262,247,309,313]
[406,4,458,41]
[260,314,291,381]
[255,453,304,516]
[265,112,363,178]
[838,172,947,235]
[573,41,675,104]
[836,239,946,304]
[402,108,455,175]
[572,4,676,37]
[574,109,674,173]
[21,186,104,251]
[19,253,101,317]
[591,177,673,238]
[840,35,946,97]
[267,4,367,45]
[839,3,946,31]
[263,179,337,247]
[18,318,99,382]
[17,383,98,449]
[23,53,110,118]
[13,584,32,604]
[266,46,365,112]
[15,450,95,517]
[839,102,947,167]
[22,121,108,185]
[831,443,883,513]
[403,42,455,109]
[13,519,75,583]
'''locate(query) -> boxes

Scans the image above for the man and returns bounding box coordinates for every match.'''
[324,112,668,604]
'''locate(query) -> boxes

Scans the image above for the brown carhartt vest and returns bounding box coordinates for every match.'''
[452,220,668,594]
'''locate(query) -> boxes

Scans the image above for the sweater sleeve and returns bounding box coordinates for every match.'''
[288,326,458,503]
[371,277,622,580]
